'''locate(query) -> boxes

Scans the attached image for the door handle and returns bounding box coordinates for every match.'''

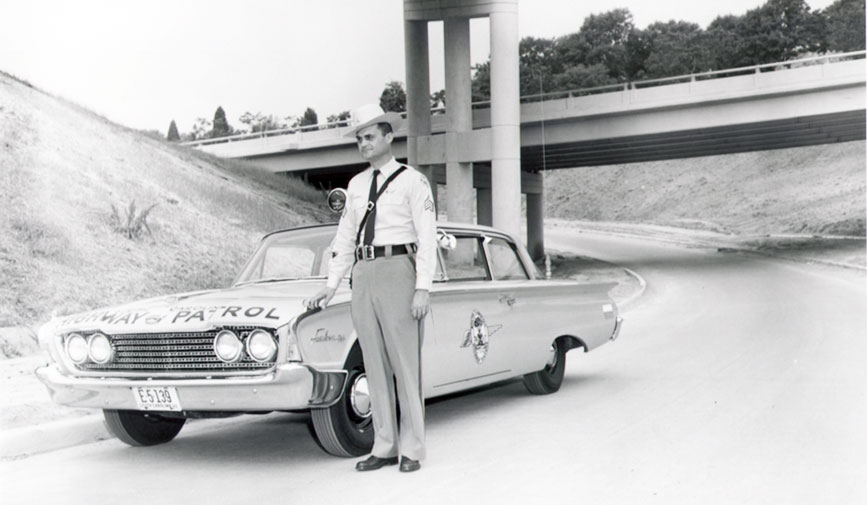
[498,294,516,307]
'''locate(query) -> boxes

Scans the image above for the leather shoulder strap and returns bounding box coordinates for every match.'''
[355,165,409,246]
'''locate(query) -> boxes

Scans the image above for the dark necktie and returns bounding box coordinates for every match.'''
[362,169,380,246]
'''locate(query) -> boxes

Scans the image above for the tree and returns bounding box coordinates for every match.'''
[325,111,351,128]
[705,14,748,69]
[471,61,491,102]
[519,36,559,96]
[730,0,827,66]
[211,106,232,138]
[430,89,446,110]
[823,0,866,52]
[579,9,638,80]
[642,21,710,78]
[552,63,616,91]
[239,112,285,133]
[379,81,406,112]
[166,120,180,141]
[299,107,318,127]
[190,117,211,141]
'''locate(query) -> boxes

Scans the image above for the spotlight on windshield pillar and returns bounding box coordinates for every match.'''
[327,188,347,213]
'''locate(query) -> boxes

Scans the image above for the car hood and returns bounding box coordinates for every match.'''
[50,279,337,334]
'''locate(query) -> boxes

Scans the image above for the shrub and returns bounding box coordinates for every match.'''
[110,201,157,240]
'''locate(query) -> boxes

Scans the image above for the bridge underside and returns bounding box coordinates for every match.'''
[281,110,864,189]
[520,110,865,171]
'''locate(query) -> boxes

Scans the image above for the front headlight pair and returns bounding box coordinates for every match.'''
[214,329,278,363]
[64,333,114,364]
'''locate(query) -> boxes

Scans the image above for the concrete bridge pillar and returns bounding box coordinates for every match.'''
[476,188,492,226]
[526,191,545,260]
[489,6,522,240]
[404,19,434,204]
[404,0,528,246]
[444,16,474,226]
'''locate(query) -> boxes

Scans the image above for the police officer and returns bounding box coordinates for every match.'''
[306,104,436,473]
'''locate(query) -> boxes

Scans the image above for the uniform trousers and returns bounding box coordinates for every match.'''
[351,254,425,461]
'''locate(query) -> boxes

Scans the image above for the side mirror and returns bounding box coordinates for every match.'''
[437,230,457,250]
[326,188,347,213]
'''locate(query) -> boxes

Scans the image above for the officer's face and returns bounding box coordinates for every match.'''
[356,124,392,163]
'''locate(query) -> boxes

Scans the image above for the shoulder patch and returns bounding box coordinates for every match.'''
[418,173,430,187]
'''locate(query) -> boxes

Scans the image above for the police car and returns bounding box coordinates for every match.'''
[36,203,622,457]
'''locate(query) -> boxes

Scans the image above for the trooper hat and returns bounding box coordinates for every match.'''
[343,103,403,138]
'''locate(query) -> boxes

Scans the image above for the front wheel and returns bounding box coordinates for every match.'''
[103,410,186,446]
[310,346,374,457]
[522,339,567,395]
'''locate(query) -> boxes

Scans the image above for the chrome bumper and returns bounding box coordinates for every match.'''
[610,317,624,341]
[35,363,347,412]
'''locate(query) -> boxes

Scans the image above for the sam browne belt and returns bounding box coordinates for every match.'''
[355,243,416,261]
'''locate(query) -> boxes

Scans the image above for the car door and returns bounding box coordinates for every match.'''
[482,235,549,376]
[425,233,521,398]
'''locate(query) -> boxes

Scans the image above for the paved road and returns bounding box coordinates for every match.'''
[2,230,864,505]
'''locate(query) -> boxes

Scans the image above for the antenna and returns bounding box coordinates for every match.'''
[539,71,547,225]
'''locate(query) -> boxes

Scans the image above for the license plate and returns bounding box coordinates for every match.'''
[132,386,181,411]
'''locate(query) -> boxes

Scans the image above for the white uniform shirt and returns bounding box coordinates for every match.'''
[326,158,437,291]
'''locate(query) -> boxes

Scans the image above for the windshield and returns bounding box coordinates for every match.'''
[233,225,338,286]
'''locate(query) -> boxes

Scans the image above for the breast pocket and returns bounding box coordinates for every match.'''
[351,194,369,216]
[377,191,405,210]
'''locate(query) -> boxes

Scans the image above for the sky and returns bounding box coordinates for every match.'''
[0,0,838,134]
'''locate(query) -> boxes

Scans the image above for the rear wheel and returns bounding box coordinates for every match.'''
[311,346,374,457]
[523,339,567,395]
[103,410,186,446]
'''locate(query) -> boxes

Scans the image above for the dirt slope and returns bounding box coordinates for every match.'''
[0,72,331,329]
[545,141,866,236]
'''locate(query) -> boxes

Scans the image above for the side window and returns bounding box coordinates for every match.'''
[441,236,488,281]
[487,237,529,280]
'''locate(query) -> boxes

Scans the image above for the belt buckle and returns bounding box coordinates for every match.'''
[358,245,375,261]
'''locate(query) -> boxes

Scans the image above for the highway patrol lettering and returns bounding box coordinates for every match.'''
[59,305,281,327]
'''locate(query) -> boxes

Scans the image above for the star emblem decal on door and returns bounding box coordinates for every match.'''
[460,310,502,364]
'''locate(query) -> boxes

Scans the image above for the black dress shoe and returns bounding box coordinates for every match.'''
[399,456,420,473]
[355,455,399,472]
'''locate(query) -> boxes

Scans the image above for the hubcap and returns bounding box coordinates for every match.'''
[349,373,372,419]
[546,344,558,369]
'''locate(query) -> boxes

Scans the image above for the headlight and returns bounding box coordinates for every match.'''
[246,329,277,362]
[65,333,89,364]
[88,333,114,364]
[214,330,244,363]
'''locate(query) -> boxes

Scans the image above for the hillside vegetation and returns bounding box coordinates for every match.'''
[0,71,331,328]
[544,141,866,237]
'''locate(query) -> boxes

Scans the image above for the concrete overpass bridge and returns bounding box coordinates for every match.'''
[190,52,864,182]
[187,51,865,257]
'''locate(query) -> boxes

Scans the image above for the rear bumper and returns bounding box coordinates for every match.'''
[35,363,346,412]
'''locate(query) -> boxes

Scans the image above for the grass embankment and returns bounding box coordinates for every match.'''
[0,70,331,337]
[545,141,866,237]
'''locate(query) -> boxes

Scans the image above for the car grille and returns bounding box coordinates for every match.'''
[75,327,276,374]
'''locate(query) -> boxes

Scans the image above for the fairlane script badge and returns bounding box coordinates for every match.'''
[311,328,346,343]
[460,310,502,364]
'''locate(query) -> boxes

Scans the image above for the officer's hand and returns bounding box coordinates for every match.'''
[305,287,336,310]
[411,289,430,320]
